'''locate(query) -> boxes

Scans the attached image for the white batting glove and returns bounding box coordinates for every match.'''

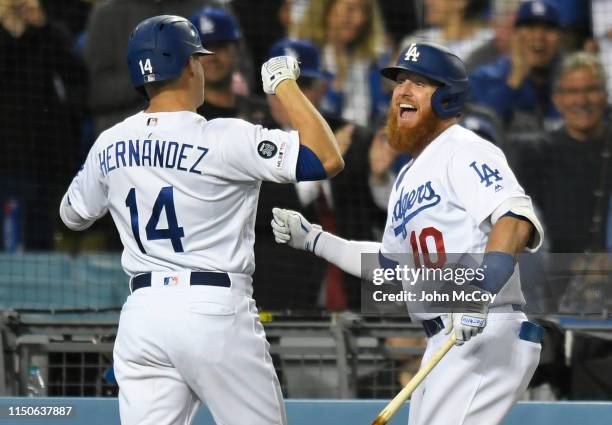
[271,208,322,252]
[444,302,489,346]
[261,56,300,95]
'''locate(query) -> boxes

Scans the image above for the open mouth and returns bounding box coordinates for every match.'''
[399,103,417,119]
[529,45,547,55]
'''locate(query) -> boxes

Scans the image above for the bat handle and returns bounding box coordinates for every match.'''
[370,334,456,425]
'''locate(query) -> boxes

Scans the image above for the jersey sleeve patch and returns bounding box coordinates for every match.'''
[257,140,278,159]
[216,119,299,183]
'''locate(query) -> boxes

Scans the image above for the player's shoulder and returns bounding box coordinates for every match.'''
[204,117,258,134]
[447,124,506,161]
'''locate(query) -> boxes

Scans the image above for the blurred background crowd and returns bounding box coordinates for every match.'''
[1,0,612,400]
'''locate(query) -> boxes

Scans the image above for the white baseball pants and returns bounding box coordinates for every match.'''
[408,312,541,425]
[113,275,286,425]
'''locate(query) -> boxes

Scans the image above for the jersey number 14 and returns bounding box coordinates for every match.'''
[125,186,185,254]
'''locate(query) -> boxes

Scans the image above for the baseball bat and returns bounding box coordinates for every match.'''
[370,334,456,425]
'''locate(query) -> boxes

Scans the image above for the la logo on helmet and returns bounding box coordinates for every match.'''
[404,44,420,62]
[404,43,420,62]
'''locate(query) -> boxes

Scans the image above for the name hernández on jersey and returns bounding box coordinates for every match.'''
[97,139,209,177]
[392,180,441,239]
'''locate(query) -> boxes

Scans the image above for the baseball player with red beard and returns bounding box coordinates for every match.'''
[272,42,545,425]
[59,15,343,425]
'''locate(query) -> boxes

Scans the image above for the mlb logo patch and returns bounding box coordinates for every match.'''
[144,74,156,83]
[275,142,287,169]
[163,276,179,286]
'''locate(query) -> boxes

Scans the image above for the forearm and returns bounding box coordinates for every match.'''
[313,232,381,278]
[486,215,534,255]
[474,215,535,295]
[275,81,344,176]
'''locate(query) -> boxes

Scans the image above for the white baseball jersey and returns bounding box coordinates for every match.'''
[381,124,533,320]
[66,111,299,278]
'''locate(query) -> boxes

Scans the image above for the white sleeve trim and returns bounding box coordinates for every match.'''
[286,129,300,182]
[313,232,381,278]
[491,196,544,253]
[59,192,96,231]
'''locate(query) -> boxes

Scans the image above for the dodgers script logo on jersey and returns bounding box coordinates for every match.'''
[392,181,441,239]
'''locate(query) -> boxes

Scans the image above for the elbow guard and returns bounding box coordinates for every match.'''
[296,145,327,181]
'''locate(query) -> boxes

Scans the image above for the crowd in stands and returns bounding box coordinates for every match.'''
[0,0,610,315]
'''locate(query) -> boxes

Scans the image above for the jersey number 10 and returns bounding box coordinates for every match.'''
[409,227,446,268]
[125,186,185,254]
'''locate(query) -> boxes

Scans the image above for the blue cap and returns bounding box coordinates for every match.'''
[189,6,241,44]
[268,38,326,80]
[515,1,561,28]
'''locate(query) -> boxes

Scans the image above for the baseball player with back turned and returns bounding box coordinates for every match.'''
[272,42,545,425]
[59,15,343,425]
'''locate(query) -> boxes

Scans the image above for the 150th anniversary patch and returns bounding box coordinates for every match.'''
[257,141,278,159]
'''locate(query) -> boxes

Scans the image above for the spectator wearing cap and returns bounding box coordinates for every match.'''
[469,0,563,136]
[464,0,523,71]
[190,6,256,120]
[254,38,394,311]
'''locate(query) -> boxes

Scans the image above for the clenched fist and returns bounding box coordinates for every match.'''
[261,56,300,95]
[271,208,322,252]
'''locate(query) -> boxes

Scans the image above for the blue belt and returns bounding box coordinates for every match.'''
[131,271,231,292]
[421,304,527,338]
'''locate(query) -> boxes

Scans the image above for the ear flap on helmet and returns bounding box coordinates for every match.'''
[431,83,469,119]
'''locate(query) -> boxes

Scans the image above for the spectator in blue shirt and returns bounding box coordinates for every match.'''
[469,1,563,132]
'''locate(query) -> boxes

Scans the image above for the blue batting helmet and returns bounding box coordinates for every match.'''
[380,42,468,119]
[127,15,213,90]
[189,7,241,44]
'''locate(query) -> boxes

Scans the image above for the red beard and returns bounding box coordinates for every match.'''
[385,103,441,155]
